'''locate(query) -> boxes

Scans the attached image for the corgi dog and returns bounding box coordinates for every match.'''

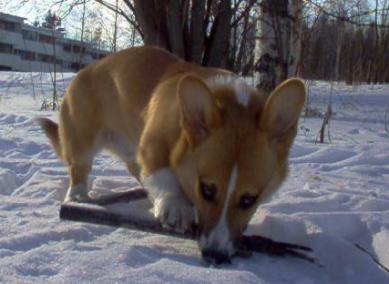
[40,46,305,264]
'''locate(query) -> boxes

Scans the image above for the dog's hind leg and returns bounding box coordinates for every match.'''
[63,131,96,202]
[126,160,140,181]
[103,130,140,182]
[59,102,99,202]
[66,162,93,202]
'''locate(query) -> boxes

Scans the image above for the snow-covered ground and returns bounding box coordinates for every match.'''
[0,72,388,283]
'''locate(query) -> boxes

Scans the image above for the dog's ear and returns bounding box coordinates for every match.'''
[178,75,220,146]
[259,78,306,140]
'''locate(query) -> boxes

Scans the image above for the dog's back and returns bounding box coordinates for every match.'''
[40,47,190,200]
[66,47,183,139]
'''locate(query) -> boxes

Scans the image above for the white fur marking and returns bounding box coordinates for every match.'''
[142,168,195,232]
[206,75,253,107]
[65,184,88,202]
[200,164,238,255]
[142,168,181,201]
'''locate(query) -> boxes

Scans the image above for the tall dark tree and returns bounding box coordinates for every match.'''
[131,0,232,67]
[80,0,256,69]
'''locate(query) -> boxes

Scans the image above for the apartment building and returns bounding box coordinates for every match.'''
[0,12,109,72]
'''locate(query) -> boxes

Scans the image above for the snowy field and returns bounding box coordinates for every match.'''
[0,72,388,283]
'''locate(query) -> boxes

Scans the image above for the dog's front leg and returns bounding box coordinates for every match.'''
[142,167,195,233]
[137,132,196,233]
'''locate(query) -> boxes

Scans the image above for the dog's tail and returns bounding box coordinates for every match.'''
[38,118,63,159]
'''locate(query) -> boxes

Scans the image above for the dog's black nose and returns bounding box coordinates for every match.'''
[201,249,231,265]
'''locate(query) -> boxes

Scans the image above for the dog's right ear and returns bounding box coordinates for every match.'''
[178,75,221,146]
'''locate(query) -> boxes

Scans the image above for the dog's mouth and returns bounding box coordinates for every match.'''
[198,233,240,265]
[201,248,232,265]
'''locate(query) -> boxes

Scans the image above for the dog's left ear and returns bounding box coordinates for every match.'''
[259,78,306,139]
[178,75,221,146]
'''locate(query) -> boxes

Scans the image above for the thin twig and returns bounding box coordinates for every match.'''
[354,243,389,273]
[306,0,389,28]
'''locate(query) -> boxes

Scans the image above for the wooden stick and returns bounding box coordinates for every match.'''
[60,189,316,264]
[86,187,148,206]
[60,201,197,239]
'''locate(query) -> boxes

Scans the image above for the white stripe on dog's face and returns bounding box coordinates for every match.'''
[199,164,238,255]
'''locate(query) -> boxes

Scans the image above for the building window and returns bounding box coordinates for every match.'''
[63,44,71,52]
[38,34,53,44]
[0,65,12,71]
[0,43,13,54]
[0,20,17,31]
[37,53,55,63]
[63,61,72,69]
[71,62,80,70]
[89,52,98,59]
[22,30,37,41]
[73,45,81,53]
[14,49,36,61]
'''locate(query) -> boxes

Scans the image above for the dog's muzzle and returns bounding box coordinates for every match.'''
[198,233,237,265]
[201,248,231,265]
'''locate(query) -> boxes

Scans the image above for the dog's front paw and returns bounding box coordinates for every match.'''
[153,193,196,233]
[64,185,90,202]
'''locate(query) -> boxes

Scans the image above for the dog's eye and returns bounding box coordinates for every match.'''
[239,194,257,210]
[200,182,217,202]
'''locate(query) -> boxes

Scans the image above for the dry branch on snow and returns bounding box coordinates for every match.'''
[60,188,316,265]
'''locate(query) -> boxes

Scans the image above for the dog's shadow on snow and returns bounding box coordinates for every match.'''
[241,212,388,283]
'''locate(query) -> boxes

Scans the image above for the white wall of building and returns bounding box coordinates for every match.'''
[0,12,108,72]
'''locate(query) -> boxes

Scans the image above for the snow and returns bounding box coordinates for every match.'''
[0,72,389,283]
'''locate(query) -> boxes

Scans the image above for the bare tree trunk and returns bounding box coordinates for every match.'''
[51,28,57,111]
[166,0,185,58]
[254,0,303,94]
[233,0,255,73]
[131,0,233,68]
[203,0,232,67]
[79,0,86,64]
[190,0,206,64]
[132,0,188,58]
[113,0,119,52]
[316,84,333,144]
[133,0,169,49]
[373,0,379,83]
[317,4,346,144]
[130,24,136,47]
[334,11,344,81]
[288,0,303,76]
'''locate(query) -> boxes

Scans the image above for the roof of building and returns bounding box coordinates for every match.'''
[0,12,26,23]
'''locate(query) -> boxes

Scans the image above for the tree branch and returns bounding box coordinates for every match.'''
[306,0,389,28]
[93,0,142,36]
[59,188,316,264]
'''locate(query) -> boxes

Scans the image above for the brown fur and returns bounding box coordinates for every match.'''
[38,118,61,157]
[40,46,305,255]
[170,78,305,241]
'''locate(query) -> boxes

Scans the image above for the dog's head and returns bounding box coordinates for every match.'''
[171,75,305,264]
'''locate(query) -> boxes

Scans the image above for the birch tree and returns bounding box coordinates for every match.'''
[254,0,303,94]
